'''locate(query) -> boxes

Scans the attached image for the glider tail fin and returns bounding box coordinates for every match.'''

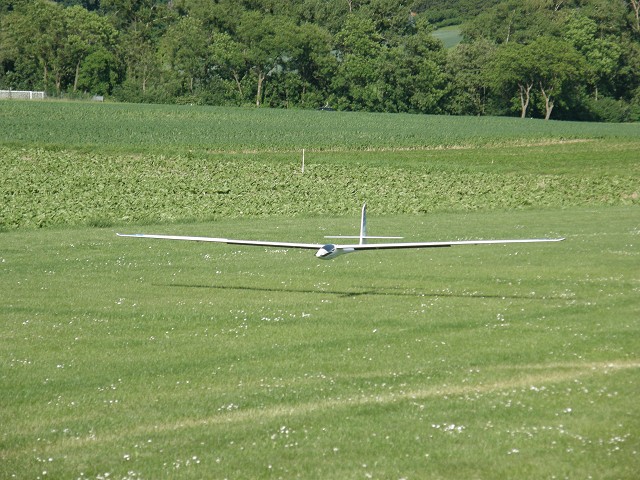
[358,203,403,243]
[324,203,403,243]
[360,203,367,244]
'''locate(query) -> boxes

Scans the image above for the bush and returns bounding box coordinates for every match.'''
[584,97,633,123]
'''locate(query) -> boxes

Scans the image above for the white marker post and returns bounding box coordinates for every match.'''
[302,148,305,174]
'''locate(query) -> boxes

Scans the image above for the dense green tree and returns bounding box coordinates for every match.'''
[530,36,585,119]
[235,11,301,106]
[64,5,120,93]
[279,22,336,108]
[486,37,585,119]
[463,0,566,44]
[207,32,248,104]
[113,0,175,101]
[20,0,67,93]
[579,0,629,37]
[0,0,117,94]
[331,14,386,110]
[486,42,536,117]
[445,38,495,115]
[75,47,120,95]
[100,0,157,29]
[629,0,640,32]
[413,0,502,27]
[397,17,448,112]
[564,12,622,100]
[172,0,244,34]
[296,0,351,33]
[56,0,100,10]
[1,0,638,121]
[0,0,33,12]
[116,27,161,100]
[157,16,209,97]
[360,0,416,38]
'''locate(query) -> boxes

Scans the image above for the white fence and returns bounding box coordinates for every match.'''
[0,90,46,100]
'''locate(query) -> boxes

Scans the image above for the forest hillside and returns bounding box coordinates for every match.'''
[1,0,639,121]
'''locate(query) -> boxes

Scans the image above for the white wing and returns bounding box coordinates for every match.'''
[116,233,322,250]
[118,202,564,257]
[117,233,563,252]
[337,237,565,251]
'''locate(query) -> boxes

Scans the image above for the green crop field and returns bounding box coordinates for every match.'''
[1,100,639,479]
[2,100,640,155]
[1,101,639,230]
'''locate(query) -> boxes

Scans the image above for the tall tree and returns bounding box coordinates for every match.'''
[396,17,448,113]
[236,11,300,106]
[331,14,386,110]
[463,0,566,44]
[297,0,351,33]
[564,12,622,100]
[100,0,158,29]
[486,37,584,119]
[530,36,584,119]
[630,0,640,32]
[173,0,245,34]
[486,42,536,117]
[157,16,209,97]
[445,38,496,116]
[112,0,175,101]
[281,22,335,107]
[118,28,158,98]
[208,31,248,103]
[3,0,68,93]
[360,0,415,38]
[64,5,120,93]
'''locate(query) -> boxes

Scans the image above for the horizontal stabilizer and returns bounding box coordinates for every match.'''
[325,236,403,240]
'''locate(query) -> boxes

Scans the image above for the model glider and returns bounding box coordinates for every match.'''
[117,204,564,260]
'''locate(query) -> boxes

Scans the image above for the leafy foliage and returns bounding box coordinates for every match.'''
[1,0,639,120]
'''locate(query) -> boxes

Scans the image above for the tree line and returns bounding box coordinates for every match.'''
[1,0,639,121]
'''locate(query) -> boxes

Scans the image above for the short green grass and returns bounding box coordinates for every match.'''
[1,207,638,478]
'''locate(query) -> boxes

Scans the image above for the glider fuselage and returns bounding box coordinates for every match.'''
[315,244,355,259]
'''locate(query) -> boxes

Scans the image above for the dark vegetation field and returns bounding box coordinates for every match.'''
[1,100,638,478]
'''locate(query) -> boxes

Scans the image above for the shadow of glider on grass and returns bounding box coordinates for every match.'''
[117,204,564,260]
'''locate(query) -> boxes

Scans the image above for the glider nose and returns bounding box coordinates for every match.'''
[316,244,336,259]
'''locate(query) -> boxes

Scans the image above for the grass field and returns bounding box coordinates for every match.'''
[432,26,463,49]
[1,101,639,478]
